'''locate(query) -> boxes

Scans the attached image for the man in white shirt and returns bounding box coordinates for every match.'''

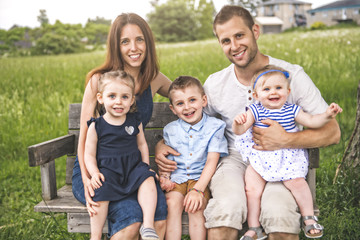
[155,5,340,240]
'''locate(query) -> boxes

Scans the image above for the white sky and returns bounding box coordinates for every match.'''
[0,0,334,30]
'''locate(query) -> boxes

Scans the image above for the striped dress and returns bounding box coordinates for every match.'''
[234,102,308,181]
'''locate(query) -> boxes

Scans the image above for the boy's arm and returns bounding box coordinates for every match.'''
[295,103,342,129]
[192,152,220,192]
[232,110,255,135]
[136,123,150,165]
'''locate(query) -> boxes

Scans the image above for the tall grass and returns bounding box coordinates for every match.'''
[0,27,359,239]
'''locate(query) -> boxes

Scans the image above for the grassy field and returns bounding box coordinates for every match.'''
[1,27,359,239]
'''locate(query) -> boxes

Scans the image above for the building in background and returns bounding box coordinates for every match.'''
[307,0,360,26]
[256,0,312,33]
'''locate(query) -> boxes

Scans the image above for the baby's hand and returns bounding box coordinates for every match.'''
[327,103,343,118]
[90,172,105,190]
[160,175,175,192]
[234,113,247,125]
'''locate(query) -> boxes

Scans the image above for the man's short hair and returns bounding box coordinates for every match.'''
[213,5,254,36]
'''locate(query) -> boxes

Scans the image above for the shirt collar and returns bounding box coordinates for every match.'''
[179,112,207,133]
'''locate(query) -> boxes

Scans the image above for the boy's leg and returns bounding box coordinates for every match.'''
[90,201,109,240]
[283,178,319,235]
[138,176,157,229]
[243,165,266,238]
[165,191,185,240]
[188,199,207,240]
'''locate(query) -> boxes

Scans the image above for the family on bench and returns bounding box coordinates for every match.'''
[30,5,342,240]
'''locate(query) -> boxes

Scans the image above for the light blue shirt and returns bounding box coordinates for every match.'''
[163,113,228,184]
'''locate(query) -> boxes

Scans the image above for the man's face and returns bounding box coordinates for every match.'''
[215,16,259,69]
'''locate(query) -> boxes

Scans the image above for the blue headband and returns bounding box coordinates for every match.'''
[253,70,289,89]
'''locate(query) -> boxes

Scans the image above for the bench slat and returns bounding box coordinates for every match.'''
[28,134,75,167]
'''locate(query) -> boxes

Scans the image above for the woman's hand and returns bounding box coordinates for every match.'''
[84,177,99,217]
[155,139,180,172]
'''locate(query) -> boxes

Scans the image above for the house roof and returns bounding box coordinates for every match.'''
[255,16,284,25]
[308,0,360,13]
[259,0,311,6]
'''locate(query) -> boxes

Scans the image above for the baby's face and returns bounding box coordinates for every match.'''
[254,74,290,109]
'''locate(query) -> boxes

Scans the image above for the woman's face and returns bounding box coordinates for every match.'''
[120,24,147,72]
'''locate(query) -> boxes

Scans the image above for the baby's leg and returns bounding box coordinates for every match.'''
[90,201,109,240]
[283,178,319,234]
[138,176,157,229]
[188,198,207,240]
[165,191,185,240]
[244,165,266,238]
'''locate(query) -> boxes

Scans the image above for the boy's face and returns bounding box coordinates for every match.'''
[169,86,207,125]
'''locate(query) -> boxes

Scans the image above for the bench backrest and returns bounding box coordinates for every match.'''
[65,102,177,184]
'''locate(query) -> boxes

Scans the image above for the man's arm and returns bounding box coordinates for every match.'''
[252,118,341,151]
[154,139,180,172]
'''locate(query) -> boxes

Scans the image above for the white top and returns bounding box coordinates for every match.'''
[203,55,328,151]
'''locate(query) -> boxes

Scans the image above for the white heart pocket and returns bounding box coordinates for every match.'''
[125,126,134,135]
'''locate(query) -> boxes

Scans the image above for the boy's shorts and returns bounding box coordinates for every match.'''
[172,179,211,201]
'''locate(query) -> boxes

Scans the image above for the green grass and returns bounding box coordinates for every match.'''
[1,27,359,239]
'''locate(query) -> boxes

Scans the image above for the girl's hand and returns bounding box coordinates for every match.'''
[184,189,204,213]
[234,113,247,125]
[90,172,105,189]
[84,177,99,217]
[160,176,176,192]
[327,103,343,118]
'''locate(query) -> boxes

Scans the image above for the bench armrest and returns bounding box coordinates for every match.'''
[28,134,75,200]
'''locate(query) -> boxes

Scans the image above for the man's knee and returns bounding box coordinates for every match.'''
[268,232,299,240]
[208,226,238,240]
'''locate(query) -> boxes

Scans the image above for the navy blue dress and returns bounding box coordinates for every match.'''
[72,85,167,237]
[88,113,155,202]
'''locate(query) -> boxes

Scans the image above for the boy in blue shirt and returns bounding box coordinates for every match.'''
[160,76,228,240]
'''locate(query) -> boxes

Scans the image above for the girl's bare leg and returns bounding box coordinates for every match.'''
[165,191,184,240]
[110,222,141,240]
[244,165,266,238]
[283,178,319,234]
[138,177,157,229]
[90,201,109,240]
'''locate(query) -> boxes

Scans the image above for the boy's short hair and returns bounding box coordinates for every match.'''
[168,76,205,104]
[213,5,255,36]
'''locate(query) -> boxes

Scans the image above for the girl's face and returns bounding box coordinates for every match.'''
[169,86,207,125]
[254,74,290,109]
[97,80,135,122]
[120,24,147,71]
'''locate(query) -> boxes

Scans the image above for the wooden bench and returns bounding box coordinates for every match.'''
[28,102,319,236]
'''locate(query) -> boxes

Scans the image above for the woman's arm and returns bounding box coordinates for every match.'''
[151,72,172,97]
[77,74,100,213]
[137,123,150,165]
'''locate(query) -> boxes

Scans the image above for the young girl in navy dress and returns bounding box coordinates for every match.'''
[85,70,159,240]
[233,65,342,239]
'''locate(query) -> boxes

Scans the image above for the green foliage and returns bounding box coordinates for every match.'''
[311,21,327,30]
[37,9,49,27]
[0,28,359,239]
[147,0,215,42]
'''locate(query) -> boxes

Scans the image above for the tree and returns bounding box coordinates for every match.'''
[228,0,262,14]
[334,80,360,185]
[37,9,49,27]
[147,0,215,42]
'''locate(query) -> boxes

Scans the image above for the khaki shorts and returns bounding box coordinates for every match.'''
[204,149,301,234]
[172,179,211,201]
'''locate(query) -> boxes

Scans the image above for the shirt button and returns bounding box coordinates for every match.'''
[187,174,190,176]
[187,167,190,169]
[248,97,252,100]
[190,153,192,156]
[248,90,251,93]
[190,135,192,138]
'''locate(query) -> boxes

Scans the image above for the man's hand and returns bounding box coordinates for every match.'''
[252,119,289,151]
[159,175,176,192]
[155,139,180,172]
